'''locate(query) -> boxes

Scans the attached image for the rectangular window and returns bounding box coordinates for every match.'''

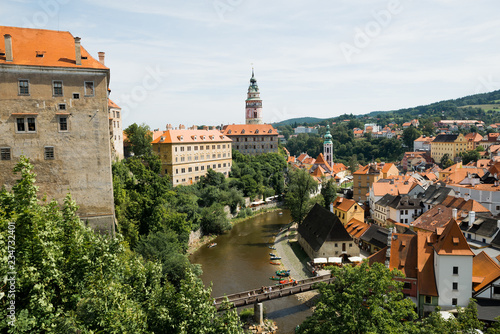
[425,296,432,304]
[187,146,191,151]
[212,145,216,149]
[195,166,199,171]
[58,103,66,110]
[53,81,63,96]
[494,287,500,295]
[73,93,80,99]
[16,117,36,133]
[453,266,459,275]
[452,298,457,306]
[403,282,411,290]
[84,81,94,96]
[188,167,192,172]
[19,79,29,95]
[181,168,185,173]
[0,148,11,160]
[452,282,458,290]
[44,147,55,160]
[201,166,205,171]
[59,116,68,131]
[176,169,178,174]
[116,111,120,118]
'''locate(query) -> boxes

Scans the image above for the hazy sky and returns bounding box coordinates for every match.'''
[3,0,500,129]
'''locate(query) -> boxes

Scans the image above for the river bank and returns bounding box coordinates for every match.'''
[187,206,284,255]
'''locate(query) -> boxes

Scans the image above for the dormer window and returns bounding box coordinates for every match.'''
[255,129,259,134]
[268,129,273,133]
[241,129,245,134]
[228,130,232,134]
[36,51,45,58]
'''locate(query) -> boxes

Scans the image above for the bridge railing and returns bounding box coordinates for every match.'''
[214,274,334,308]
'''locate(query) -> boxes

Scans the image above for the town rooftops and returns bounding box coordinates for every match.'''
[345,219,370,240]
[412,205,455,232]
[360,224,390,249]
[389,233,418,279]
[331,197,357,212]
[441,195,489,213]
[417,230,438,296]
[0,26,107,70]
[151,129,232,144]
[221,124,278,136]
[461,214,499,238]
[298,204,353,252]
[417,183,454,206]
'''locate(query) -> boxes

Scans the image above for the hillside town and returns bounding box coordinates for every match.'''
[3,24,500,333]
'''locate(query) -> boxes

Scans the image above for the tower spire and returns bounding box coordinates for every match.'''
[245,68,263,124]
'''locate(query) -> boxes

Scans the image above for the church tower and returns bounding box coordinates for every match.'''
[245,69,263,124]
[324,125,333,167]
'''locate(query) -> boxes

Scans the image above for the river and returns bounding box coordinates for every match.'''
[190,209,312,333]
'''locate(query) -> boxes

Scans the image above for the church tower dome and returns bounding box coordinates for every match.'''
[245,68,263,124]
[324,125,333,167]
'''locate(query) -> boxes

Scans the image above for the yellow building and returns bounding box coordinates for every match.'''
[152,129,232,186]
[430,134,469,163]
[221,124,279,155]
[352,162,399,202]
[330,197,364,225]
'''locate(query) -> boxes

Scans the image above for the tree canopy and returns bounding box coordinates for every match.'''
[284,168,318,223]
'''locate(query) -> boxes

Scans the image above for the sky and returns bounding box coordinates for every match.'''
[3,0,500,129]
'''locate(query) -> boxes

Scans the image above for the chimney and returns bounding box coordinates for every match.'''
[469,211,476,226]
[4,34,13,62]
[464,193,470,201]
[74,37,81,65]
[385,228,393,268]
[98,51,105,65]
[452,208,457,220]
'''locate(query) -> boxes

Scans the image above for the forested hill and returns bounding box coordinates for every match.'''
[275,89,500,127]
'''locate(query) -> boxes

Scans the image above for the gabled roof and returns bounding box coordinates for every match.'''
[360,225,390,249]
[473,251,500,294]
[462,214,499,238]
[297,153,309,163]
[311,165,326,177]
[412,205,455,232]
[418,184,454,206]
[387,195,423,210]
[0,26,107,70]
[221,124,278,136]
[389,234,418,279]
[368,246,387,266]
[108,99,121,109]
[465,133,483,142]
[417,230,438,296]
[345,219,370,239]
[151,129,232,144]
[331,197,357,212]
[287,156,296,163]
[433,220,474,256]
[298,204,353,252]
[441,195,489,213]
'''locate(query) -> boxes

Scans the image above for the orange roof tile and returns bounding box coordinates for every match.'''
[368,246,388,266]
[311,166,325,177]
[332,197,357,212]
[412,205,456,232]
[381,163,395,174]
[297,153,309,163]
[345,218,370,239]
[151,129,232,144]
[302,157,316,165]
[108,99,121,109]
[433,220,474,256]
[287,156,296,163]
[221,124,278,136]
[389,234,418,279]
[417,230,438,296]
[0,26,107,70]
[473,251,500,293]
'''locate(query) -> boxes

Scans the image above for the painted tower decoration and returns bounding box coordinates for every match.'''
[245,68,263,124]
[324,125,333,167]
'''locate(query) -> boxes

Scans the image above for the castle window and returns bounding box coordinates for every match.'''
[116,112,120,118]
[0,148,11,160]
[53,81,63,96]
[84,81,94,96]
[58,116,68,132]
[16,117,37,133]
[44,147,55,160]
[73,93,80,99]
[18,79,29,95]
[58,103,66,110]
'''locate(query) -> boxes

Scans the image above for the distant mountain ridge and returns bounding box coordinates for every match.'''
[273,89,500,127]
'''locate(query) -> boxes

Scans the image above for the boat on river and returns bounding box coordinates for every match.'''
[276,271,290,277]
[207,243,217,248]
[270,261,280,265]
[268,246,276,250]
[279,278,296,284]
[270,256,281,260]
[269,253,276,257]
[269,276,282,280]
[276,270,290,274]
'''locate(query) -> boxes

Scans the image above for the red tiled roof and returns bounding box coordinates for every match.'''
[417,230,438,296]
[389,234,418,279]
[108,99,121,109]
[151,129,231,144]
[473,251,500,293]
[0,26,107,70]
[433,220,474,256]
[221,124,278,136]
[332,197,357,212]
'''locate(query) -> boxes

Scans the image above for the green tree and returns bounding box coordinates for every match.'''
[320,178,337,209]
[440,153,454,169]
[459,149,481,165]
[403,126,421,150]
[297,262,418,334]
[124,123,153,156]
[348,154,359,173]
[285,168,318,223]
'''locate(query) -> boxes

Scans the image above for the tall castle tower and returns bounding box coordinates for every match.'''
[245,69,263,124]
[324,125,333,167]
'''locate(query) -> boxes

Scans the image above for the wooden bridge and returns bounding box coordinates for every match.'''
[213,274,334,309]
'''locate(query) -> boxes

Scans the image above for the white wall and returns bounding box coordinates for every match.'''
[434,252,473,308]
